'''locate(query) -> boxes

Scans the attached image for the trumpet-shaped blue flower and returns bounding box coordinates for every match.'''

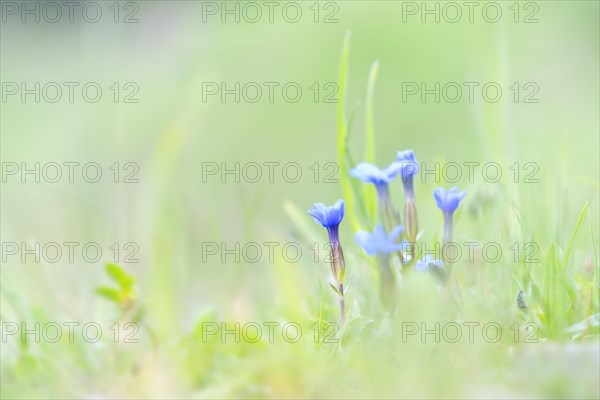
[308,199,344,229]
[434,187,466,244]
[356,224,404,311]
[350,162,403,188]
[415,255,447,281]
[415,255,445,272]
[433,187,467,214]
[397,149,420,244]
[308,199,346,323]
[397,149,418,164]
[397,149,420,182]
[351,162,403,234]
[355,225,406,256]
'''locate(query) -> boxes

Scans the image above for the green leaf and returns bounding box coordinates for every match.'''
[283,201,322,244]
[566,313,600,339]
[341,316,373,346]
[531,282,543,305]
[543,244,566,340]
[563,201,588,270]
[105,262,135,291]
[336,31,360,232]
[314,281,325,346]
[329,282,341,296]
[364,60,379,224]
[588,207,600,293]
[562,202,589,311]
[345,100,362,142]
[345,148,369,226]
[95,286,122,304]
[344,280,352,294]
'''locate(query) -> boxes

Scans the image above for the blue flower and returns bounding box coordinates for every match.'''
[397,149,419,179]
[433,187,467,214]
[350,162,403,187]
[415,255,447,281]
[397,149,417,163]
[355,224,406,256]
[351,162,403,233]
[395,150,420,243]
[308,199,347,323]
[308,199,344,229]
[415,255,445,273]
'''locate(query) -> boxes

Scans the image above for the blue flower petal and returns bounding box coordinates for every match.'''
[399,161,420,178]
[382,162,403,180]
[415,255,445,272]
[389,225,404,241]
[355,224,405,256]
[397,149,417,163]
[433,186,466,213]
[308,200,345,228]
[351,162,402,186]
[355,231,377,256]
[325,199,344,227]
[397,150,419,178]
[307,203,326,225]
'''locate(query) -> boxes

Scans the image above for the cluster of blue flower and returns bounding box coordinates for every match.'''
[308,150,467,320]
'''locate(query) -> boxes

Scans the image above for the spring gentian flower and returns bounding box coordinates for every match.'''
[397,150,420,245]
[415,254,447,281]
[308,200,344,230]
[434,187,467,213]
[355,225,406,256]
[308,199,346,323]
[355,224,407,311]
[434,187,467,244]
[350,162,403,234]
[350,162,403,187]
[397,150,420,183]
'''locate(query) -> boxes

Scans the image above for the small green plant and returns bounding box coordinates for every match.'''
[96,262,139,317]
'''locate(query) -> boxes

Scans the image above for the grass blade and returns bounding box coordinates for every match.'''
[337,31,360,231]
[563,201,589,269]
[588,207,599,313]
[364,60,379,224]
[543,244,566,340]
[283,200,322,244]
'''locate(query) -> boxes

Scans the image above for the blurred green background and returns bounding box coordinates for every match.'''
[1,1,599,398]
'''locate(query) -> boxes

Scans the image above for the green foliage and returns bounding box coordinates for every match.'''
[542,244,567,340]
[364,60,380,224]
[337,31,359,232]
[95,262,137,310]
[105,262,136,292]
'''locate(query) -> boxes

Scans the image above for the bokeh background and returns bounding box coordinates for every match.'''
[1,1,599,398]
